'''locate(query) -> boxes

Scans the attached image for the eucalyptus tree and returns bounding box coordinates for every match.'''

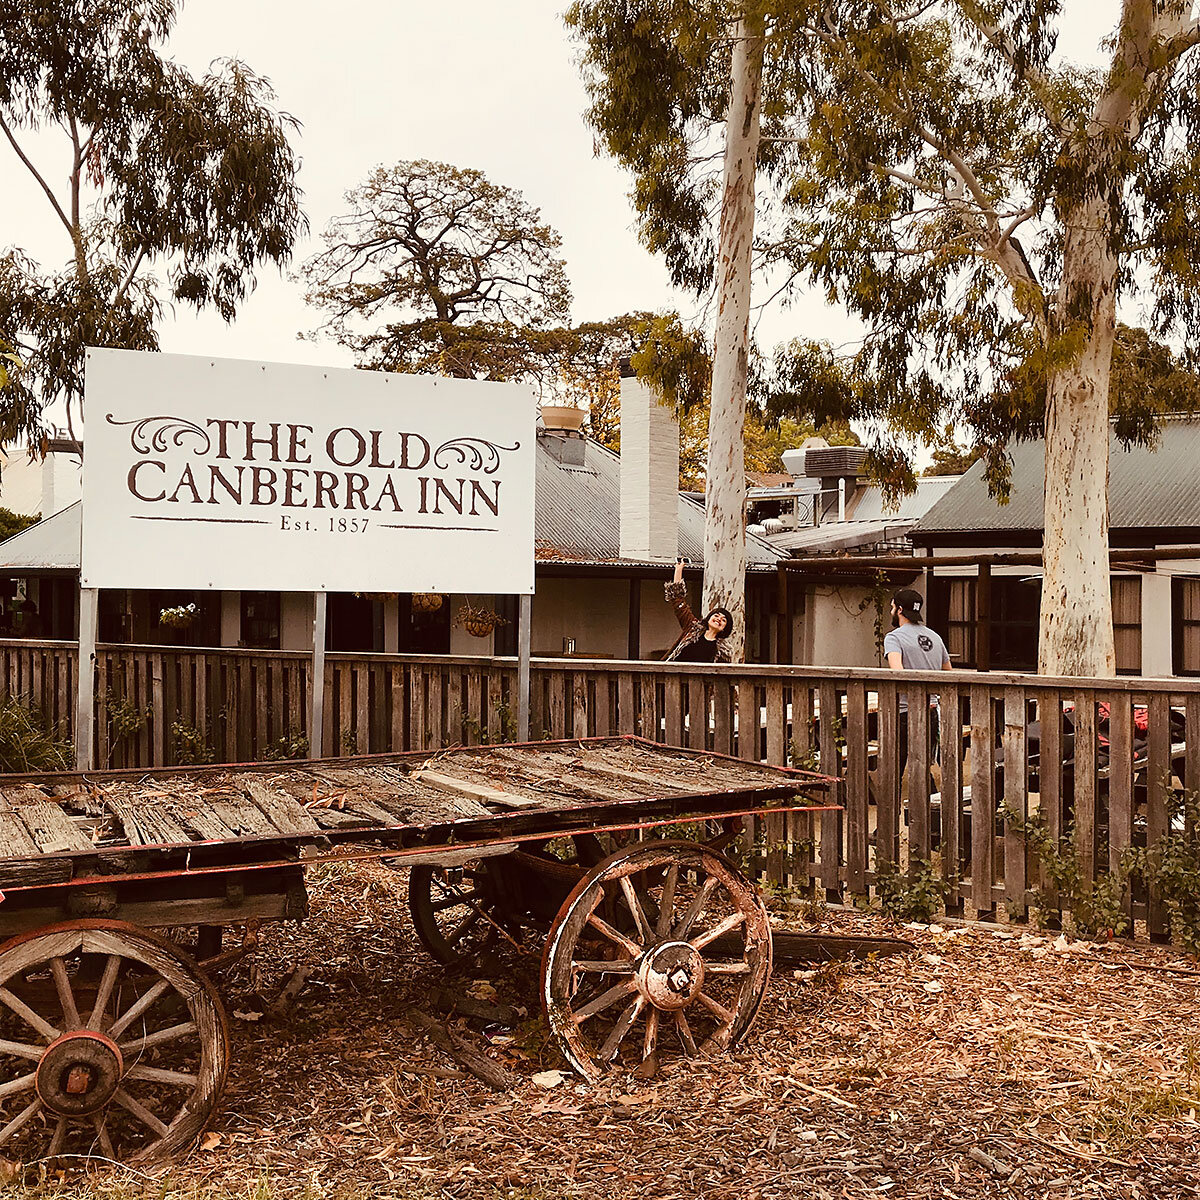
[572,0,1200,675]
[0,0,305,444]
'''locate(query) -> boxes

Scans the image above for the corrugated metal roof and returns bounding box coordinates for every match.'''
[0,443,786,575]
[766,519,914,554]
[915,419,1200,537]
[0,501,80,571]
[848,476,962,523]
[535,436,785,568]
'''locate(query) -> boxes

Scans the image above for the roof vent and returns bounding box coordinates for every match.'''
[804,446,866,478]
[540,405,586,434]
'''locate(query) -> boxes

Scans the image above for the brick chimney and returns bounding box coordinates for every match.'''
[619,364,679,562]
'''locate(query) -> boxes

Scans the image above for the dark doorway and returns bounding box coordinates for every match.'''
[327,593,379,651]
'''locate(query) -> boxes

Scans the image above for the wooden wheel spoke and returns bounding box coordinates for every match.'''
[431,891,478,912]
[0,1071,37,1100]
[655,865,678,938]
[671,875,720,939]
[49,958,81,1029]
[91,1114,115,1160]
[690,911,746,950]
[88,956,123,1031]
[674,1010,698,1057]
[642,1008,659,1061]
[585,914,642,957]
[47,1115,68,1158]
[703,960,752,976]
[118,1021,198,1056]
[598,997,645,1061]
[572,959,635,975]
[0,986,61,1043]
[0,1098,42,1147]
[443,908,482,948]
[0,1037,46,1062]
[125,1064,199,1089]
[107,979,172,1041]
[573,979,636,1023]
[696,992,734,1024]
[618,877,653,943]
[114,1088,170,1139]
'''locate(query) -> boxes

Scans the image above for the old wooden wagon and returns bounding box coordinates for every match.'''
[0,736,836,1166]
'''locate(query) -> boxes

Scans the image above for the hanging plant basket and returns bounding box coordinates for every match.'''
[159,603,197,631]
[454,602,507,638]
[411,592,445,613]
[354,592,399,604]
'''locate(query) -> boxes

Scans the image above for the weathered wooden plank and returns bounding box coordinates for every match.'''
[1146,692,1170,941]
[688,677,707,751]
[737,682,759,762]
[639,675,658,743]
[1073,692,1096,886]
[572,672,588,740]
[876,682,899,872]
[817,682,840,896]
[938,684,962,909]
[969,685,994,915]
[908,693,931,866]
[0,810,47,857]
[1039,689,1062,918]
[101,793,191,847]
[711,679,733,756]
[1001,687,1027,919]
[663,676,684,747]
[236,774,321,835]
[1106,691,1133,927]
[8,796,93,853]
[412,769,542,809]
[546,672,567,741]
[845,682,868,895]
[593,673,611,739]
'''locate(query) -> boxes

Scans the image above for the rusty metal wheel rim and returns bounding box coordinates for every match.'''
[542,840,772,1081]
[0,920,228,1166]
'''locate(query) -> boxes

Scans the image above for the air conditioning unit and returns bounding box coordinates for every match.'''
[804,446,866,478]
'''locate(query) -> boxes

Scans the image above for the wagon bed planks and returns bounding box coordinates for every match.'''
[0,737,835,876]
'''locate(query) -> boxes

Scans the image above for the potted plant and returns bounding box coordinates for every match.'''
[159,602,197,631]
[411,592,445,613]
[453,601,508,638]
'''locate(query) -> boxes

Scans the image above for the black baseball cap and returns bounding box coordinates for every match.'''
[892,588,925,623]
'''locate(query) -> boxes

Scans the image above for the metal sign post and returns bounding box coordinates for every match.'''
[74,588,98,771]
[517,593,532,741]
[310,592,328,759]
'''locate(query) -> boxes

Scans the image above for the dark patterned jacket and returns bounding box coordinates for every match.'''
[663,580,732,663]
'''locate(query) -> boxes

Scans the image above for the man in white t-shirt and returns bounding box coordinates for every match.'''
[883,587,951,772]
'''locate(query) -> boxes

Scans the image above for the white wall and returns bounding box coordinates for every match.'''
[280,593,314,651]
[800,584,882,667]
[531,577,630,658]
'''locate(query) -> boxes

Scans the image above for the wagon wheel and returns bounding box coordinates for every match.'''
[542,840,772,1081]
[408,862,514,967]
[0,920,228,1166]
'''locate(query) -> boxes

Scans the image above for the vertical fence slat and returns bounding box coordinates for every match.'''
[845,681,868,895]
[908,692,931,866]
[939,684,962,910]
[712,679,733,756]
[876,681,899,874]
[970,685,995,917]
[663,676,683,746]
[1002,687,1027,919]
[1146,692,1171,941]
[1073,692,1097,887]
[1107,691,1133,928]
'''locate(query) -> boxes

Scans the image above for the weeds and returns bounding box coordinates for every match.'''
[1004,805,1132,939]
[260,729,310,761]
[103,696,150,766]
[874,856,949,923]
[1128,785,1200,956]
[0,695,71,772]
[171,721,215,765]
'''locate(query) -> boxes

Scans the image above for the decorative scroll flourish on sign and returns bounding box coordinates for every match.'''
[433,437,520,475]
[105,414,212,456]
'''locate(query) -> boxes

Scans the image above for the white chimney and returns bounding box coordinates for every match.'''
[619,369,679,562]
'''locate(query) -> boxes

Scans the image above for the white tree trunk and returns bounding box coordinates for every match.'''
[1039,193,1117,677]
[703,13,765,664]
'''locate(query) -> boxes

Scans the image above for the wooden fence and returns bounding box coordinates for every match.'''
[0,639,1193,943]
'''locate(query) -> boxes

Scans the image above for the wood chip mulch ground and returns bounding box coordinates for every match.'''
[55,860,1200,1199]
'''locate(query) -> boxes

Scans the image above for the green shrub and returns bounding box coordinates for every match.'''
[875,855,949,922]
[1129,787,1200,956]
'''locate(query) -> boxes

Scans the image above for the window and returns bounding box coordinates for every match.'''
[1173,577,1200,675]
[1111,576,1141,675]
[943,578,976,667]
[241,592,281,650]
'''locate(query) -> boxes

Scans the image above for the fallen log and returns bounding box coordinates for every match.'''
[407,1009,513,1091]
[713,930,915,964]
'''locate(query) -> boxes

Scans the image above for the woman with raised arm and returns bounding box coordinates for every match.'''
[663,558,734,663]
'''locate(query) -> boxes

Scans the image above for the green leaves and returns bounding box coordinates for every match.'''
[0,1,305,437]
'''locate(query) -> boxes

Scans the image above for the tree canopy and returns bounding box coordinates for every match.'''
[0,0,306,443]
[569,0,1200,674]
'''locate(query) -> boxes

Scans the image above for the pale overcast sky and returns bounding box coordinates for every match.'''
[4,2,1122,395]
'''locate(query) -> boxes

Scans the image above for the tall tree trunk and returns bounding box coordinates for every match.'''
[1038,193,1118,677]
[703,12,765,663]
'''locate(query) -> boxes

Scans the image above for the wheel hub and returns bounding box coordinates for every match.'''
[636,941,705,1011]
[36,1030,124,1117]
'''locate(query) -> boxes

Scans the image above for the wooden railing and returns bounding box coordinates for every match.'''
[0,639,1192,944]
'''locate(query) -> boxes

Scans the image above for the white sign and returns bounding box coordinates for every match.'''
[81,349,536,594]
